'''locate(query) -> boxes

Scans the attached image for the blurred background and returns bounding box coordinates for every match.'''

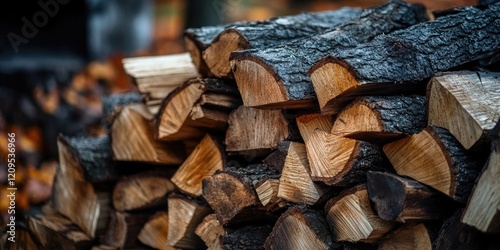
[0,0,477,224]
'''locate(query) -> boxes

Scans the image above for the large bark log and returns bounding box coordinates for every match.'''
[462,120,500,233]
[230,1,428,109]
[203,7,362,78]
[171,134,226,197]
[265,205,333,250]
[202,165,280,226]
[111,103,185,164]
[325,185,397,243]
[427,71,500,150]
[310,4,500,115]
[122,53,200,114]
[331,95,426,143]
[383,126,480,203]
[366,171,457,222]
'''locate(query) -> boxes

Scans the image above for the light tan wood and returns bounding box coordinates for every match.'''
[332,104,383,136]
[111,103,185,164]
[255,179,280,207]
[184,37,203,73]
[225,106,290,156]
[204,30,249,77]
[310,62,358,115]
[462,144,500,233]
[296,113,333,141]
[190,104,228,131]
[138,212,177,250]
[325,185,396,243]
[195,214,225,250]
[383,130,451,196]
[167,195,212,249]
[231,59,288,107]
[171,134,225,196]
[428,72,500,149]
[278,142,329,205]
[198,93,241,109]
[378,223,432,250]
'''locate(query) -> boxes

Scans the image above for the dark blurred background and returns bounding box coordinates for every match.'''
[0,0,477,221]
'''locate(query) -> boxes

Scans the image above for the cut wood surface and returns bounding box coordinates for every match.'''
[427,71,500,150]
[265,205,333,250]
[122,53,200,114]
[277,141,330,205]
[189,104,229,131]
[197,92,241,110]
[171,134,225,197]
[202,165,280,225]
[255,178,285,210]
[156,78,238,141]
[138,212,177,250]
[462,121,500,233]
[167,194,212,249]
[53,137,111,238]
[383,126,479,203]
[225,106,296,157]
[100,211,151,249]
[194,214,225,249]
[230,1,427,109]
[310,4,500,115]
[331,95,426,143]
[112,172,175,212]
[184,25,227,76]
[28,207,93,250]
[305,129,386,186]
[111,103,185,164]
[204,7,362,78]
[378,223,439,250]
[367,171,456,222]
[325,185,396,243]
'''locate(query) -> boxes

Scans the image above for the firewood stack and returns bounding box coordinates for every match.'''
[12,0,500,249]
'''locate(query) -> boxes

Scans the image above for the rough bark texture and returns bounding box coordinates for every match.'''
[184,25,227,50]
[102,92,143,118]
[220,224,272,250]
[311,3,500,114]
[231,0,427,107]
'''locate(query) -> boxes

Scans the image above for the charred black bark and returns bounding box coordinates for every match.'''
[220,225,272,250]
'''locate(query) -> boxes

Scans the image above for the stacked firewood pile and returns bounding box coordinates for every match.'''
[9,0,500,249]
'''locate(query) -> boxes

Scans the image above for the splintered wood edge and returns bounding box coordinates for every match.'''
[309,57,359,115]
[156,81,205,140]
[383,129,452,196]
[203,29,251,77]
[171,135,224,196]
[184,36,203,73]
[255,179,280,206]
[462,148,500,233]
[230,54,302,109]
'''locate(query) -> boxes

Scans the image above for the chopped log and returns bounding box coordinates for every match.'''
[296,113,333,141]
[111,103,185,164]
[325,185,396,243]
[53,137,112,238]
[27,207,93,250]
[171,134,226,197]
[156,78,238,141]
[101,92,142,126]
[265,205,333,250]
[195,214,226,249]
[230,1,428,109]
[225,106,297,157]
[434,209,500,250]
[122,53,200,114]
[138,212,177,250]
[100,211,151,249]
[167,194,212,249]
[305,129,387,187]
[254,179,282,207]
[310,4,500,115]
[197,92,241,110]
[189,104,229,131]
[331,95,426,143]
[462,121,500,233]
[220,224,272,250]
[112,171,175,212]
[202,165,280,225]
[378,223,439,250]
[427,71,500,150]
[383,126,480,203]
[366,171,457,222]
[204,7,362,78]
[184,25,227,76]
[277,141,331,205]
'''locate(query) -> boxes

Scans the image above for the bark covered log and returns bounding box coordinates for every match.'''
[310,4,500,115]
[184,25,227,76]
